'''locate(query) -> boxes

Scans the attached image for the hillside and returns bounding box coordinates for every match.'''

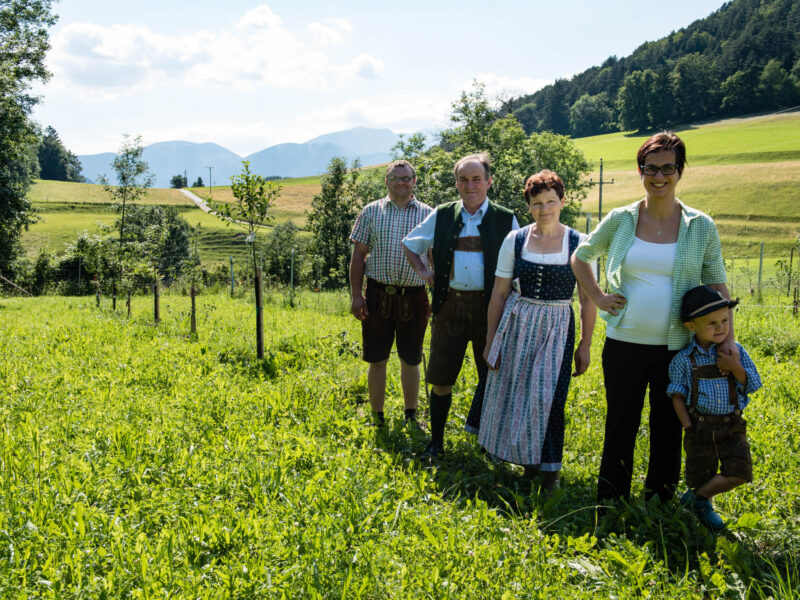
[24,112,800,264]
[505,0,800,137]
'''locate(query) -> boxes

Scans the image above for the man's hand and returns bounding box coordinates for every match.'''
[417,268,435,287]
[351,295,368,321]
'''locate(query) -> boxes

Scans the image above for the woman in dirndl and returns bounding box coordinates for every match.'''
[478,169,597,491]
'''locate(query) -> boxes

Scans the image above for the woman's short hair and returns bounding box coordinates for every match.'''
[636,131,687,176]
[524,169,565,203]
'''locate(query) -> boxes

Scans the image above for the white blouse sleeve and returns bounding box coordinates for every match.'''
[494,229,519,278]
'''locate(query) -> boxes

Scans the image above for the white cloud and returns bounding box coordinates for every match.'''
[308,18,353,45]
[46,5,382,100]
[459,73,552,103]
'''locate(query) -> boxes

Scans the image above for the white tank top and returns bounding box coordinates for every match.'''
[606,237,676,345]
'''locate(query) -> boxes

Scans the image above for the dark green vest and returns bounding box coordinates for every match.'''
[431,201,516,314]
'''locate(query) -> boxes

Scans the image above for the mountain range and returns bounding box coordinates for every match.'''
[78,127,401,188]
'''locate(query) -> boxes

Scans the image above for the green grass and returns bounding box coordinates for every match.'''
[574,111,800,171]
[0,291,798,597]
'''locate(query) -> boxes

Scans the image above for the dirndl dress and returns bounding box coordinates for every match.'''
[478,227,580,470]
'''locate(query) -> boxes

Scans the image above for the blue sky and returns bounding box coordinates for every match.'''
[32,0,728,156]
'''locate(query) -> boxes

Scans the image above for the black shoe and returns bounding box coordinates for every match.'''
[421,442,445,459]
[405,415,424,432]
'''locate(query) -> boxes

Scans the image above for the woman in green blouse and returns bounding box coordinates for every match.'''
[571,131,735,504]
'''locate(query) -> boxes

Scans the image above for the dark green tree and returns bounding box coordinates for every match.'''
[120,206,192,282]
[720,68,759,114]
[671,53,720,121]
[170,173,187,188]
[97,134,154,308]
[0,0,56,275]
[395,83,591,227]
[38,126,84,182]
[191,176,204,188]
[308,157,363,289]
[758,59,800,109]
[569,93,614,137]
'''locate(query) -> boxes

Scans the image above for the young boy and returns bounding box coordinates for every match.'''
[668,285,762,530]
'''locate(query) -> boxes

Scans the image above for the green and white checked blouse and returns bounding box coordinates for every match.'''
[350,196,433,287]
[575,199,727,350]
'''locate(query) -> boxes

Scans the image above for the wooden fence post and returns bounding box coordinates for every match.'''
[190,286,197,335]
[154,278,161,324]
[255,266,264,359]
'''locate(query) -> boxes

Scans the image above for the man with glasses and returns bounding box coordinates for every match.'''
[403,153,518,459]
[350,160,433,429]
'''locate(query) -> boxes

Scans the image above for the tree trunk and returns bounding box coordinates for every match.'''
[126,292,131,318]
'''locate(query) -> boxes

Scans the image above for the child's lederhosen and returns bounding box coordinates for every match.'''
[684,354,753,489]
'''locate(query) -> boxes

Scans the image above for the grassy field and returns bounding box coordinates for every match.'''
[0,291,798,597]
[24,179,316,263]
[574,111,800,171]
[21,112,800,264]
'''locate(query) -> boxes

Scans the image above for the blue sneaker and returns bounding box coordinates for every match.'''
[680,489,696,507]
[692,497,725,530]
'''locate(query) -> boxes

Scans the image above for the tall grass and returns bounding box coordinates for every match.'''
[0,291,798,597]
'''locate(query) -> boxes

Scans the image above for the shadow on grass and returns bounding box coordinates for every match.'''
[368,418,798,594]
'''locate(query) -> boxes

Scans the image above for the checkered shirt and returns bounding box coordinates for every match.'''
[575,199,727,350]
[668,338,761,414]
[350,196,432,286]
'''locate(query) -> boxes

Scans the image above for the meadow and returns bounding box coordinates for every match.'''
[24,178,321,263]
[1,290,798,597]
[22,111,800,269]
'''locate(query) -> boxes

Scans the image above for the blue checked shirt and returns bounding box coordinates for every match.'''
[667,338,761,414]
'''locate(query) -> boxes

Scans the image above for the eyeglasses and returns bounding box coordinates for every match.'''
[640,163,678,176]
[387,175,414,183]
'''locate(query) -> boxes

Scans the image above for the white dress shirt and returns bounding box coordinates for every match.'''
[403,198,520,290]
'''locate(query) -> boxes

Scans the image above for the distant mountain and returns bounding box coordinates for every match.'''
[78,127,401,187]
[79,142,243,188]
[304,127,399,156]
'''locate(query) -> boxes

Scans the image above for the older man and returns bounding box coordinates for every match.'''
[350,160,433,428]
[403,153,518,458]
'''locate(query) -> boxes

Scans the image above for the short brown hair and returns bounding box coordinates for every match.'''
[524,169,564,203]
[636,131,687,176]
[385,159,415,178]
[453,152,491,180]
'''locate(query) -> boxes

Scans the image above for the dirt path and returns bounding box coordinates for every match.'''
[180,189,212,213]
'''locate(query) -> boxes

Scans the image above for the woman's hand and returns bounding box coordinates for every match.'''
[594,292,626,315]
[572,341,591,376]
[483,342,499,370]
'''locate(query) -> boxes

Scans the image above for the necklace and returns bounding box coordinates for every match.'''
[645,205,678,236]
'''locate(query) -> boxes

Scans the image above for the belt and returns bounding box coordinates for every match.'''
[368,279,424,296]
[449,288,484,297]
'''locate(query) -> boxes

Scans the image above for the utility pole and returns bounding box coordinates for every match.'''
[207,166,214,197]
[588,158,614,222]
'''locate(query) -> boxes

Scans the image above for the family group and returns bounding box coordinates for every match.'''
[348,132,761,531]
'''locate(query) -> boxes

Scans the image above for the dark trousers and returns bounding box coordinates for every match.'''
[597,338,681,502]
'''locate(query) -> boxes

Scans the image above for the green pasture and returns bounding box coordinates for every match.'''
[574,111,800,171]
[24,182,308,263]
[0,291,798,597]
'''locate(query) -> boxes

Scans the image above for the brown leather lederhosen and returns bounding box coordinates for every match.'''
[687,353,741,422]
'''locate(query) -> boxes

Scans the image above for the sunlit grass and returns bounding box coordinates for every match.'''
[0,291,797,596]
